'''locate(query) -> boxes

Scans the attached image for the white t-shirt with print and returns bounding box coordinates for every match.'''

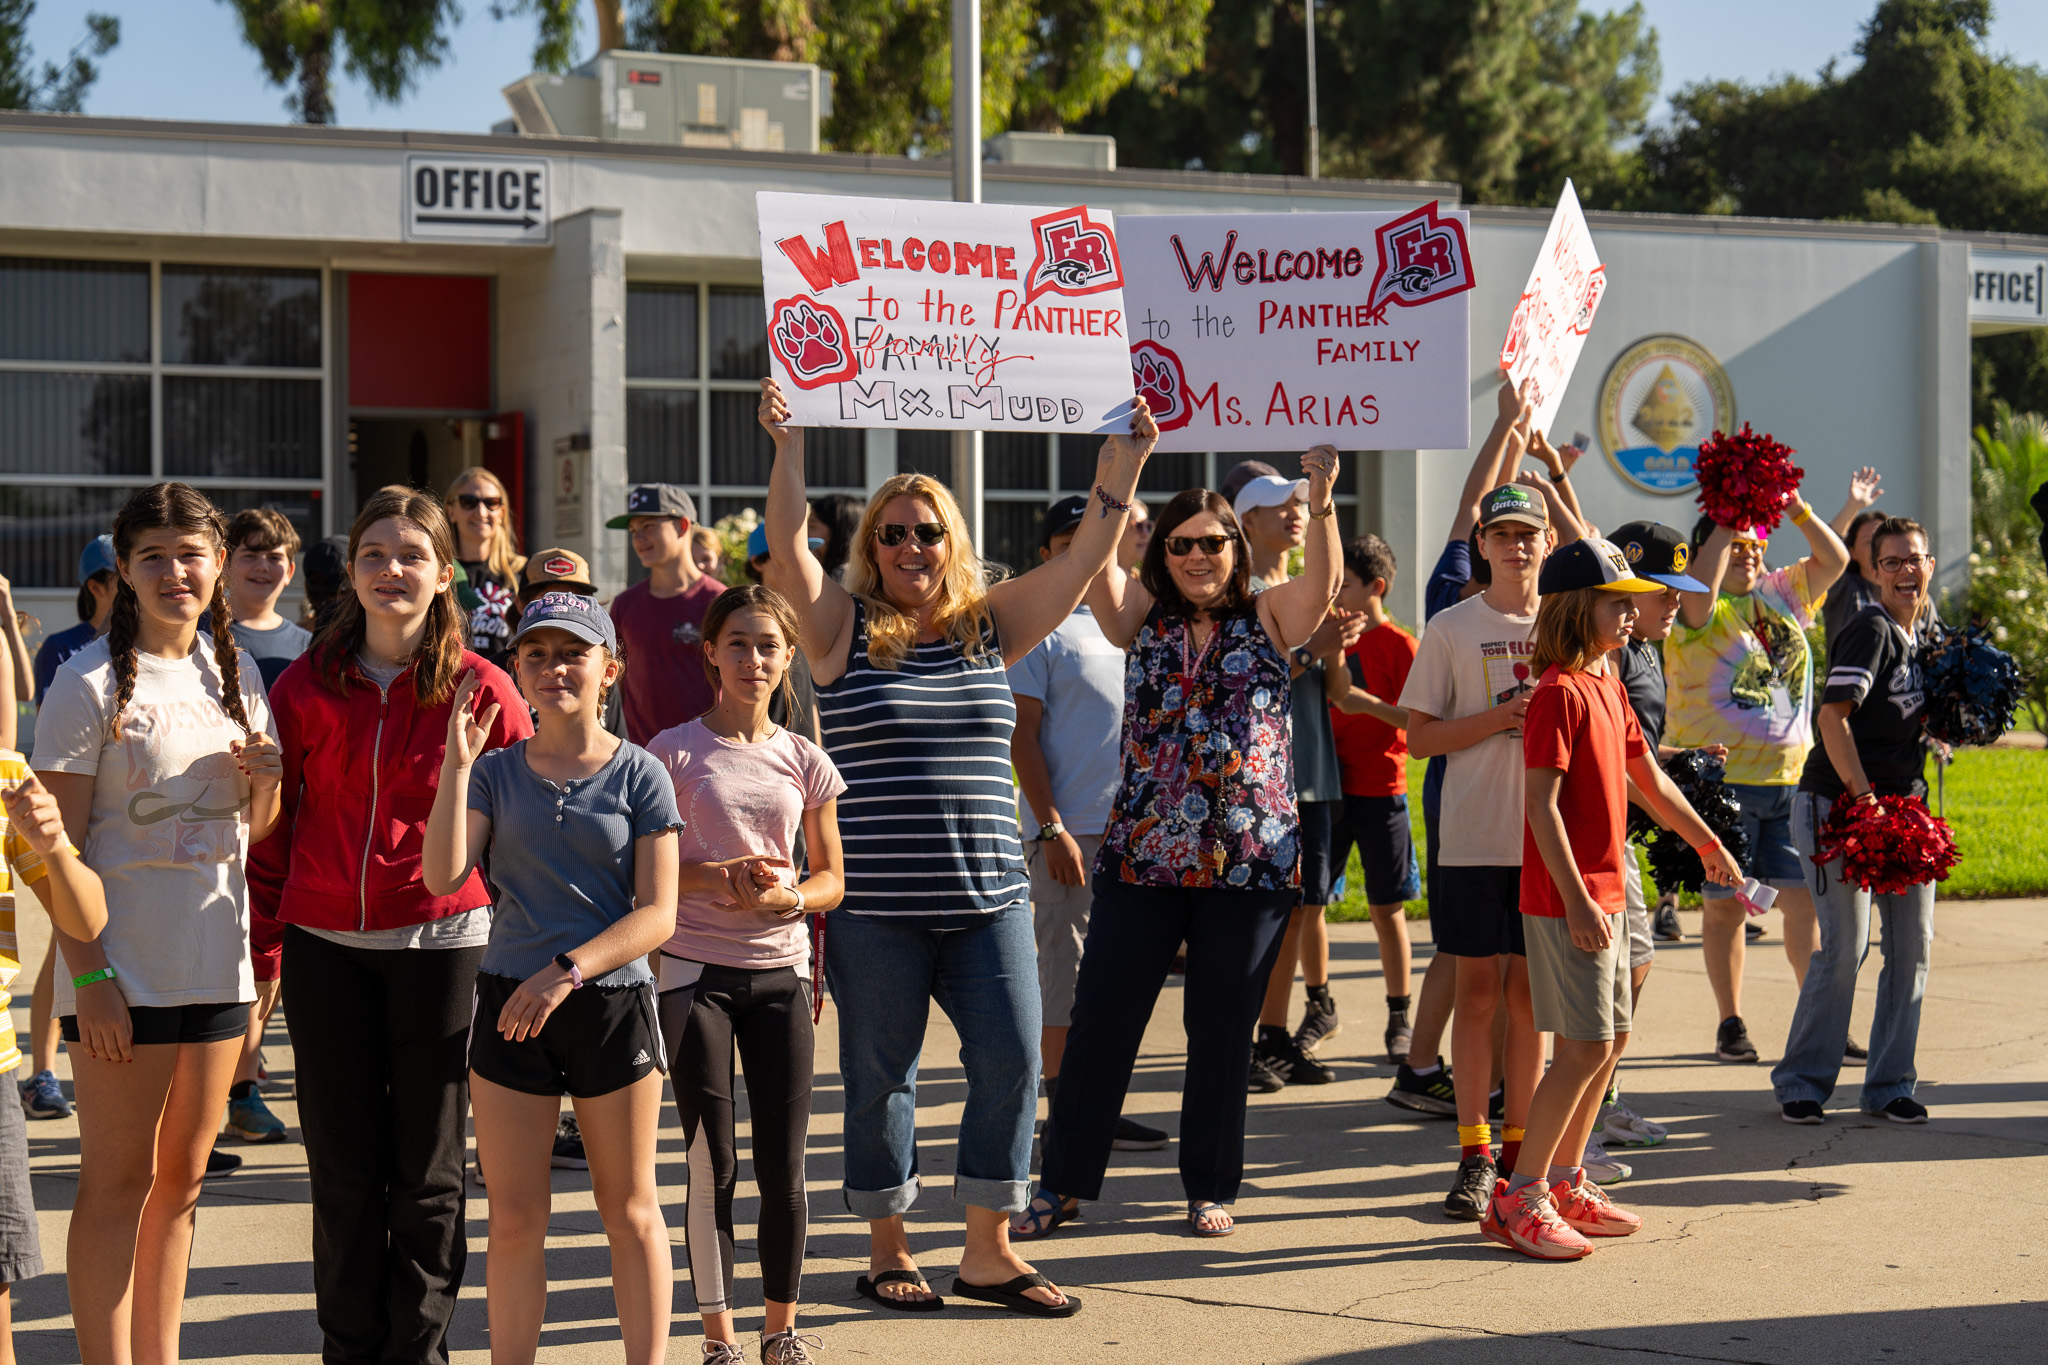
[33,635,274,1013]
[1397,592,1538,866]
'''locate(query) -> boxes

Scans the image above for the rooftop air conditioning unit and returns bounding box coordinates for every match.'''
[502,50,830,153]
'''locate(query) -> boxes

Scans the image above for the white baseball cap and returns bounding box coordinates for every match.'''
[1232,474,1310,520]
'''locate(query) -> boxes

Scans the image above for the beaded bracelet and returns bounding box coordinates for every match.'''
[1094,483,1132,516]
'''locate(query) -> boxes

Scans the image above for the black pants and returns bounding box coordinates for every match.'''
[1042,876,1293,1205]
[660,964,813,1313]
[284,926,482,1365]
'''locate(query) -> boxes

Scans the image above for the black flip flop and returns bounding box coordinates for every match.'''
[950,1272,1082,1318]
[854,1269,945,1313]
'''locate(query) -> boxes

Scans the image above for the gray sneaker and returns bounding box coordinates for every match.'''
[702,1341,745,1365]
[1295,995,1342,1054]
[761,1331,822,1365]
[1580,1135,1632,1185]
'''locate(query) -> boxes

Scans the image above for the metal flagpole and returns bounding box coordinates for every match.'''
[1305,0,1319,180]
[951,0,985,546]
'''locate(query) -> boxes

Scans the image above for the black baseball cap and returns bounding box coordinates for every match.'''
[1537,536,1666,595]
[1609,520,1709,592]
[302,535,350,593]
[1040,495,1089,549]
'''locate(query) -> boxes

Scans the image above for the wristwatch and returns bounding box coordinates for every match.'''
[1292,646,1316,671]
[553,953,583,989]
[1037,820,1065,841]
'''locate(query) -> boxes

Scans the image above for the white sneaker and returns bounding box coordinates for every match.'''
[1601,1097,1668,1147]
[1580,1135,1632,1185]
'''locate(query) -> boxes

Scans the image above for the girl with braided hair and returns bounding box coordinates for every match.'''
[30,481,282,1365]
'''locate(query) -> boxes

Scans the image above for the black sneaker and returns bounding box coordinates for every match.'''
[1874,1096,1928,1124]
[1652,903,1684,942]
[1385,1061,1456,1116]
[1295,994,1342,1054]
[1260,1033,1334,1085]
[1745,921,1764,943]
[1111,1114,1169,1151]
[1715,1016,1760,1063]
[550,1114,590,1170]
[1381,1011,1412,1066]
[1247,1053,1286,1093]
[1488,1085,1504,1121]
[205,1147,242,1178]
[1843,1037,1868,1065]
[1443,1152,1496,1221]
[1780,1100,1825,1125]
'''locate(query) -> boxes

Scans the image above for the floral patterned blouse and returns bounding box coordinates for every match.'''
[1096,602,1298,890]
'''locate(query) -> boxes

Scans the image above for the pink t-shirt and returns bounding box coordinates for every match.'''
[648,718,846,970]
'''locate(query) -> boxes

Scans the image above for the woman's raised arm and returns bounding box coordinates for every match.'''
[758,377,855,670]
[1259,445,1343,652]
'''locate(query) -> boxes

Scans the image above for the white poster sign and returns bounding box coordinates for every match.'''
[403,153,551,245]
[1115,204,1475,453]
[1498,179,1607,431]
[755,191,1137,433]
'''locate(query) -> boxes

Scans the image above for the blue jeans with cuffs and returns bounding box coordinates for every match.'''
[822,906,1040,1217]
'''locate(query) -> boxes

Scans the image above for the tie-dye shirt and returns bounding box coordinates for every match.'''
[1664,562,1825,786]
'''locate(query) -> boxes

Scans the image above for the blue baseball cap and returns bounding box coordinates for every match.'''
[510,591,618,652]
[745,525,824,561]
[79,534,116,581]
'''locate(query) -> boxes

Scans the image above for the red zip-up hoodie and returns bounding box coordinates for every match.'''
[248,650,532,933]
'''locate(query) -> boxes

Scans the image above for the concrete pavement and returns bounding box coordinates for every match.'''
[8,898,2045,1364]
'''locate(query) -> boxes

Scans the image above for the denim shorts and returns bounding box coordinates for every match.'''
[1702,781,1807,899]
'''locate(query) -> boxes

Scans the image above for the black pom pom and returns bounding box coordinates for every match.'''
[1629,749,1752,893]
[1918,621,2026,748]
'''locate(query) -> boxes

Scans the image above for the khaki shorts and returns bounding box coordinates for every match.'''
[1523,911,1633,1042]
[1029,832,1102,1028]
[1622,856,1654,970]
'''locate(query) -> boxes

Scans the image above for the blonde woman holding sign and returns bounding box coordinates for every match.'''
[757,377,1153,1317]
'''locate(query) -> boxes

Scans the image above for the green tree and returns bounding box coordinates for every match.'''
[0,0,118,112]
[222,0,469,125]
[1082,0,1658,203]
[626,0,1209,155]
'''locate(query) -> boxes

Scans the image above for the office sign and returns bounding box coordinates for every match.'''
[1968,249,2048,328]
[1116,204,1473,453]
[403,154,551,245]
[1499,180,1606,433]
[756,191,1137,434]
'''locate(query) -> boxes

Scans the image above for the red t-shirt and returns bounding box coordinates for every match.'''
[608,574,726,745]
[1519,665,1647,919]
[1331,621,1417,796]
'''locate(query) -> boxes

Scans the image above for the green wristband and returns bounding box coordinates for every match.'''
[72,966,116,990]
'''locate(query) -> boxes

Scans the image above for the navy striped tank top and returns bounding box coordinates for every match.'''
[817,599,1028,923]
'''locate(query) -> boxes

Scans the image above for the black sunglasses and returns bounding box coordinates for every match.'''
[455,493,503,511]
[876,522,948,547]
[1164,533,1236,557]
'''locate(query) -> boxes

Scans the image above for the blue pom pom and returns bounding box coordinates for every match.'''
[1918,621,2026,748]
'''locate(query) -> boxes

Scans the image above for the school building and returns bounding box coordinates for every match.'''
[2,101,2043,631]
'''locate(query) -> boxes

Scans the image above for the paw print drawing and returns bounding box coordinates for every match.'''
[770,296,859,388]
[1129,340,1194,431]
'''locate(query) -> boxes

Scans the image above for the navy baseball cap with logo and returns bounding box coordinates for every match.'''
[1479,484,1548,530]
[1040,494,1090,549]
[1538,536,1667,595]
[607,483,699,530]
[1609,520,1709,592]
[509,591,619,652]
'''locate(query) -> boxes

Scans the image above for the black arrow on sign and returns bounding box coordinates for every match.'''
[417,213,540,229]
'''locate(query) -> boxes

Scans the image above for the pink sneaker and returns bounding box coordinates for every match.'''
[1481,1179,1593,1260]
[1551,1171,1643,1237]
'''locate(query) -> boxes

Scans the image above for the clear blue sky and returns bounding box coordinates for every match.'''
[21,0,2048,135]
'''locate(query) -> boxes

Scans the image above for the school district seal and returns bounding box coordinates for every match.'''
[1596,335,1736,495]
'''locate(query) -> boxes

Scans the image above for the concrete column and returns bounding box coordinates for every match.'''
[864,427,896,494]
[1374,449,1426,626]
[498,207,629,595]
[1921,239,1972,606]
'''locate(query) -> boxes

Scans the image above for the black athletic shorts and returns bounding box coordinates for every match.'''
[1331,793,1420,906]
[61,1000,248,1046]
[467,973,665,1099]
[1298,799,1342,906]
[1430,863,1527,958]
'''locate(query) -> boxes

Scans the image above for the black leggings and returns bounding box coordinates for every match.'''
[660,963,813,1314]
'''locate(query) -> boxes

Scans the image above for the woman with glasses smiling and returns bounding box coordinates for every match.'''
[1015,451,1340,1241]
[755,377,1155,1318]
[444,467,526,665]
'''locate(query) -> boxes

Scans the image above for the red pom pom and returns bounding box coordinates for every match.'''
[1694,424,1805,534]
[1811,794,1960,895]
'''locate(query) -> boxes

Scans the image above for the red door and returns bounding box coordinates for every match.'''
[482,413,528,550]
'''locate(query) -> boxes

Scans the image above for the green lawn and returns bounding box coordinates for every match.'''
[1324,746,2048,921]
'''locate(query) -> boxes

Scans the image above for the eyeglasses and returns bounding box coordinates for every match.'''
[455,494,504,511]
[1877,554,1935,573]
[875,522,947,548]
[1164,533,1236,557]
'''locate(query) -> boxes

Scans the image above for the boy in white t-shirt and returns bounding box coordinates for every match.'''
[1398,484,1553,1223]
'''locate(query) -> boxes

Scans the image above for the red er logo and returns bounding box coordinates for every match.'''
[1499,292,1535,372]
[768,296,859,390]
[542,556,577,577]
[1569,265,1608,337]
[1023,205,1125,307]
[1129,340,1194,432]
[1367,201,1476,310]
